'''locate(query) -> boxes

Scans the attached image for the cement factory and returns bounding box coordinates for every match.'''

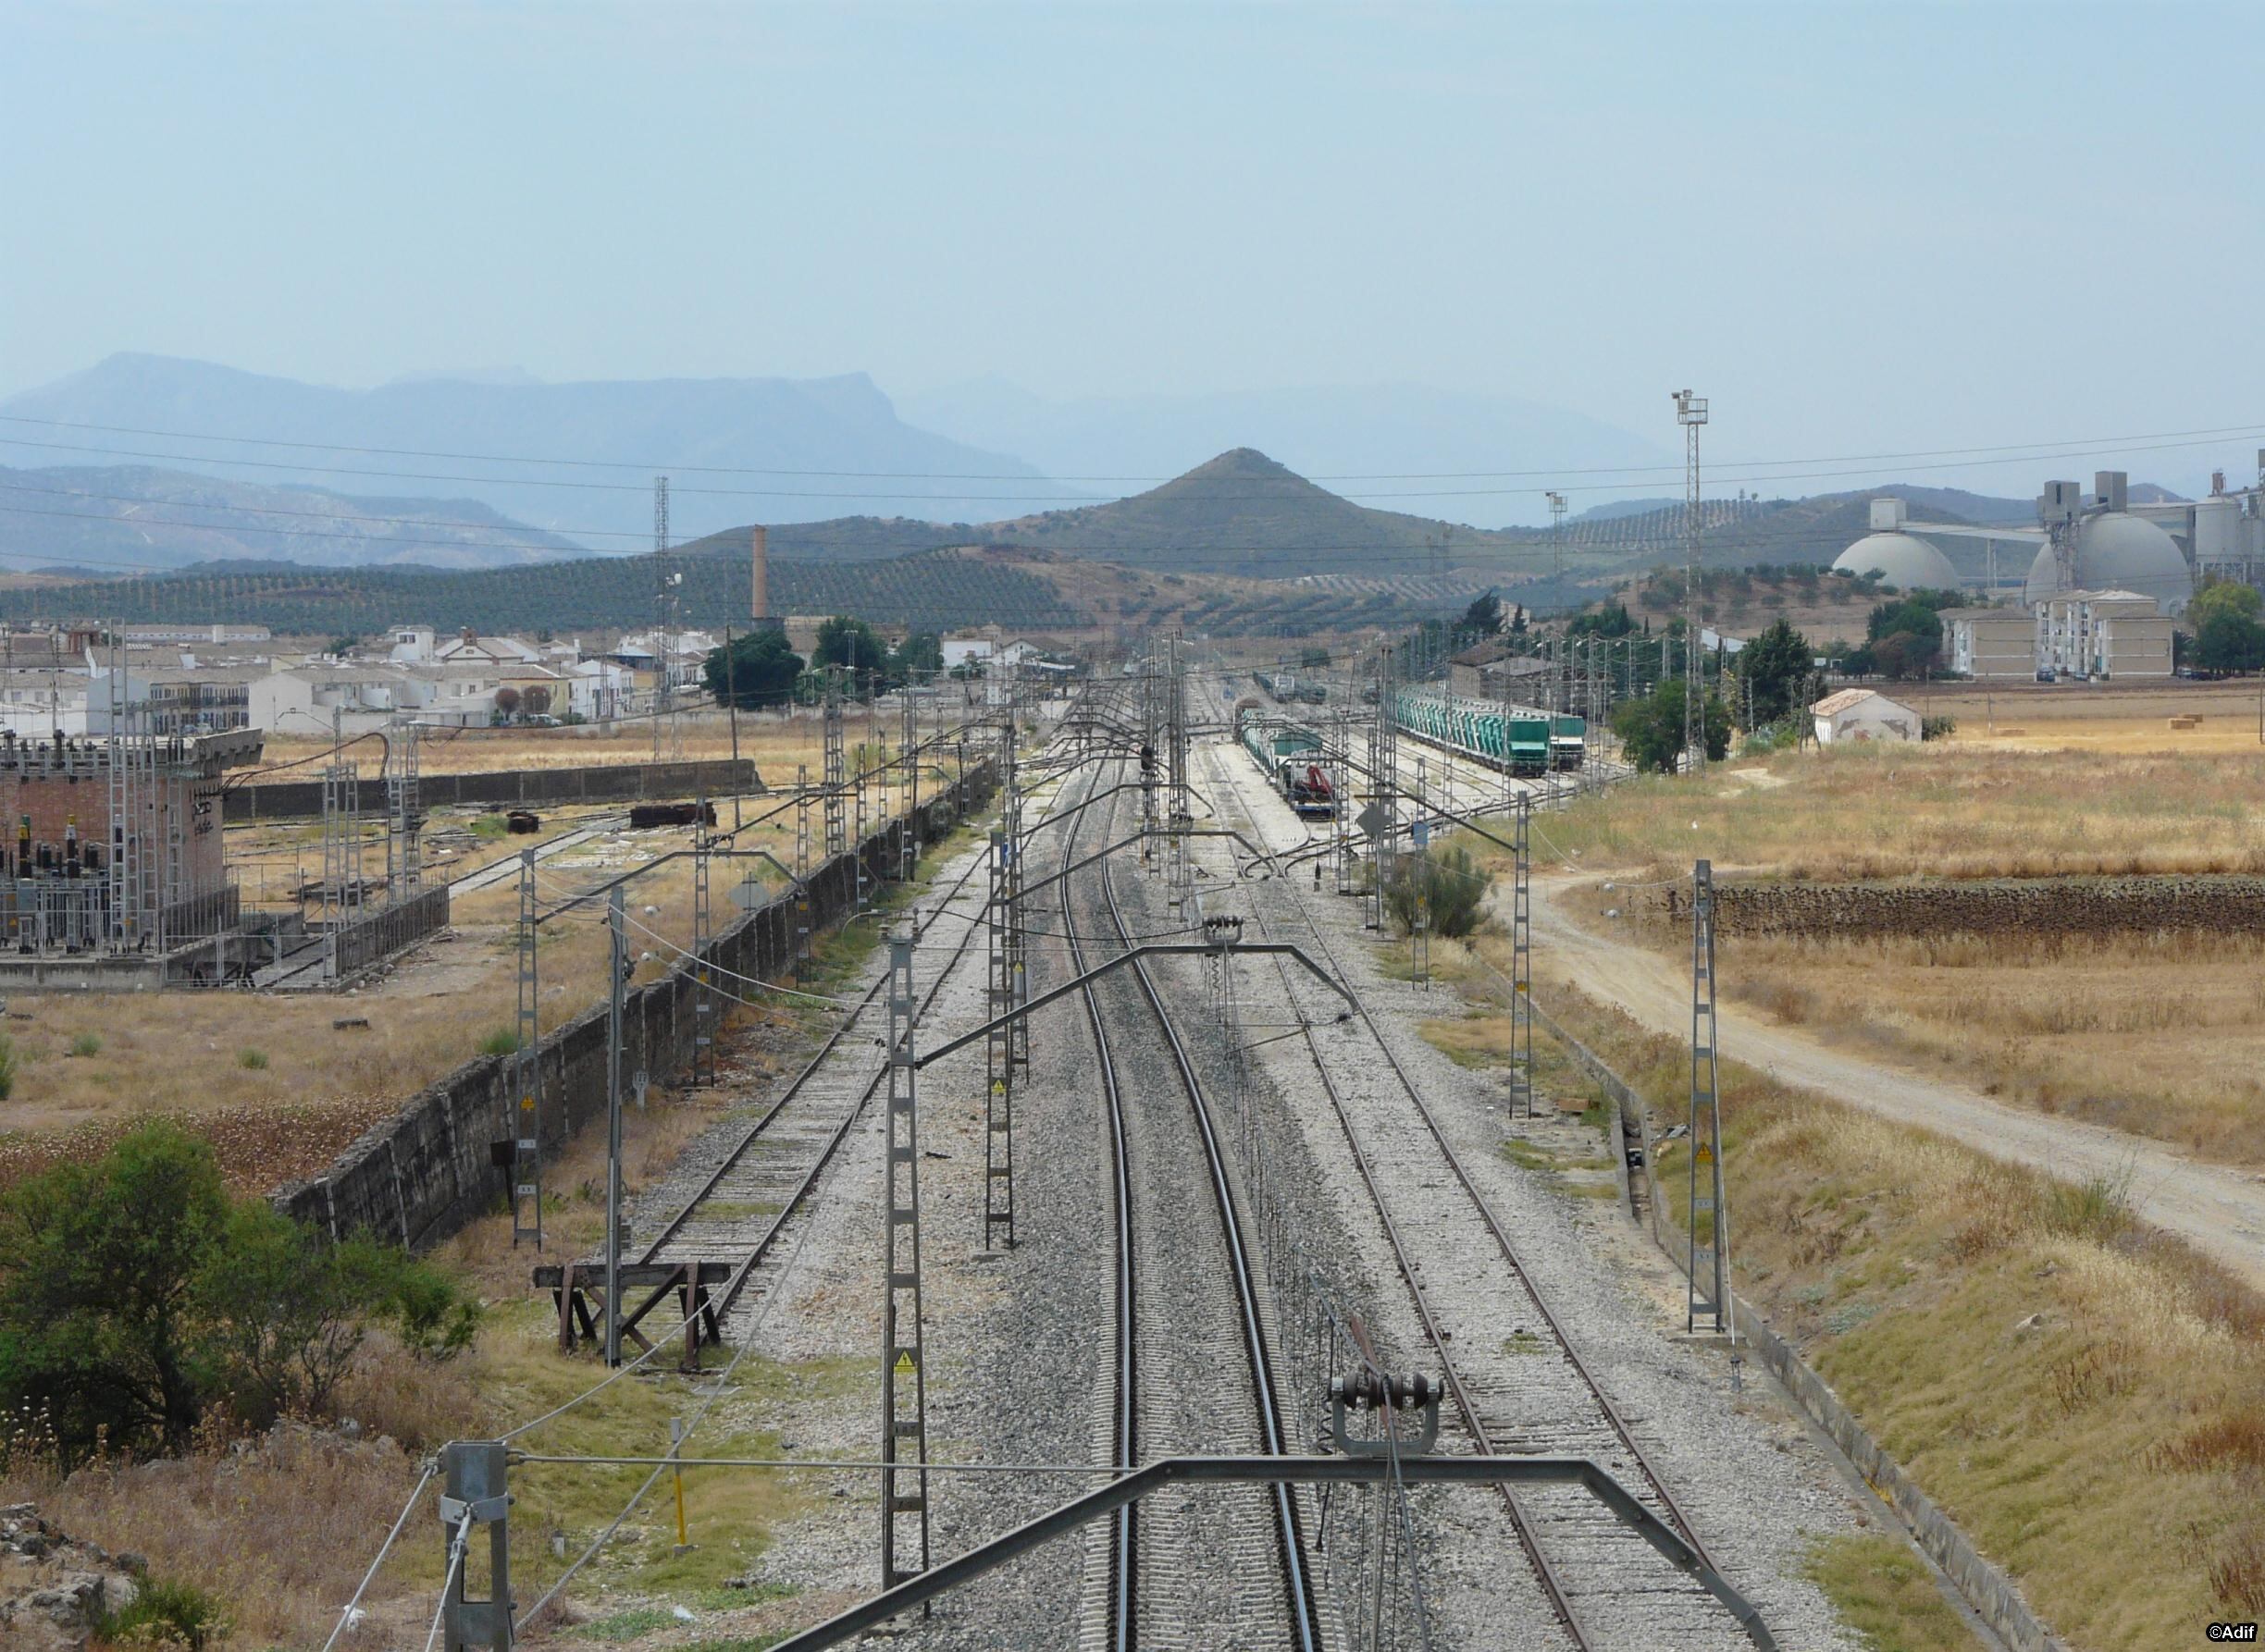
[1827,460,2265,681]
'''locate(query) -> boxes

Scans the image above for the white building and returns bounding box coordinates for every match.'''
[2033,590,2173,680]
[1811,688,1920,746]
[1945,610,2038,681]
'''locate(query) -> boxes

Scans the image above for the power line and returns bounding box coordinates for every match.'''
[7,408,2265,483]
[7,424,2264,503]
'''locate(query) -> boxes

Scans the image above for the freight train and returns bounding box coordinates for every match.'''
[1238,711,1339,820]
[1253,669,1327,705]
[1392,690,1585,775]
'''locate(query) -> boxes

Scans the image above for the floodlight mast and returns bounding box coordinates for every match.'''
[1546,489,1568,586]
[1674,390,1709,771]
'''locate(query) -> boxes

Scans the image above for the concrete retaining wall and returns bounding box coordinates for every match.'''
[274,763,994,1251]
[1529,995,2065,1652]
[226,757,764,823]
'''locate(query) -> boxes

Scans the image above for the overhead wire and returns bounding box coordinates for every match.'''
[8,407,2265,483]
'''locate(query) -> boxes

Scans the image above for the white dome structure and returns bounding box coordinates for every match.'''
[2022,512,2192,612]
[1832,531,1961,591]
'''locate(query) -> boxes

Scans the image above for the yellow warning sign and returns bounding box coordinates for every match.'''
[893,1351,916,1375]
[991,1079,1006,1097]
[1695,1144,1714,1165]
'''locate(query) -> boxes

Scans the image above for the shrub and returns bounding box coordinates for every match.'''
[477,1028,519,1057]
[94,1574,230,1650]
[1383,844,1490,939]
[0,1032,16,1100]
[0,1122,481,1462]
[236,1048,268,1071]
[68,1033,103,1059]
[1920,714,1956,741]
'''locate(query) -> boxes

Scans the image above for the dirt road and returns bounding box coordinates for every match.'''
[1529,877,2265,1294]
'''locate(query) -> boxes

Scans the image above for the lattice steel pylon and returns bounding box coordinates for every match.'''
[1675,389,1709,771]
[898,678,920,883]
[386,718,423,899]
[691,808,716,1087]
[1165,632,1191,911]
[1688,858,1730,1334]
[651,475,686,765]
[1410,753,1430,984]
[1511,796,1533,1116]
[512,847,543,1249]
[794,761,814,972]
[1331,704,1354,894]
[879,928,932,1590]
[823,674,847,859]
[984,823,1017,1251]
[1366,643,1399,931]
[852,673,874,912]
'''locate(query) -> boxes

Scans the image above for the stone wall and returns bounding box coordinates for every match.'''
[1636,872,2265,940]
[274,764,993,1251]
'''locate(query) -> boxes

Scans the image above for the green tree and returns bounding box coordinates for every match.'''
[1566,600,1634,640]
[0,1123,480,1464]
[1460,590,1504,639]
[0,1122,229,1459]
[812,615,887,682]
[2189,579,2263,633]
[1731,618,1813,725]
[1609,679,1731,774]
[703,630,804,709]
[2193,610,2265,675]
[891,632,943,681]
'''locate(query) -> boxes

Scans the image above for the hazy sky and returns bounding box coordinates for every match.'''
[6,1,2262,495]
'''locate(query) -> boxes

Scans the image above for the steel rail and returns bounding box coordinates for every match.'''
[1056,753,1139,1652]
[1088,756,1323,1652]
[1202,743,1590,1644]
[1209,746,1743,1593]
[632,836,996,1320]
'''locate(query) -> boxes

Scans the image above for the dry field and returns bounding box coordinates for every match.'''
[1461,730,2265,1169]
[1533,737,2265,881]
[1417,942,2265,1649]
[1910,677,2265,755]
[0,811,806,1193]
[255,703,964,782]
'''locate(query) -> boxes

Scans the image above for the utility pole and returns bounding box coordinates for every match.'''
[1547,488,1568,586]
[724,625,742,833]
[823,672,846,859]
[651,475,675,766]
[511,847,543,1250]
[691,809,715,1087]
[1511,795,1533,1115]
[1674,389,1709,771]
[1367,643,1399,932]
[880,927,932,1590]
[1688,859,1730,1337]
[605,885,626,1367]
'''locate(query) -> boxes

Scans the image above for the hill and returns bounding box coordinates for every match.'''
[0,538,1467,642]
[0,463,587,572]
[897,376,1670,527]
[0,353,1081,544]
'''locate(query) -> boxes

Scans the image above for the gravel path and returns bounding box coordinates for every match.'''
[1526,875,2265,1292]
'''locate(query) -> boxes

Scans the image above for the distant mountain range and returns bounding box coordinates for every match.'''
[0,463,586,572]
[0,353,1079,547]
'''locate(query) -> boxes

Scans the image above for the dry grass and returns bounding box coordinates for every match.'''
[0,824,788,1192]
[1522,739,2265,881]
[0,1421,430,1648]
[1714,930,2265,1167]
[1537,982,2265,1647]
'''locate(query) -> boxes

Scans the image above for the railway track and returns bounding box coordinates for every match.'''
[631,834,996,1330]
[1193,737,1769,1650]
[1058,743,1322,1652]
